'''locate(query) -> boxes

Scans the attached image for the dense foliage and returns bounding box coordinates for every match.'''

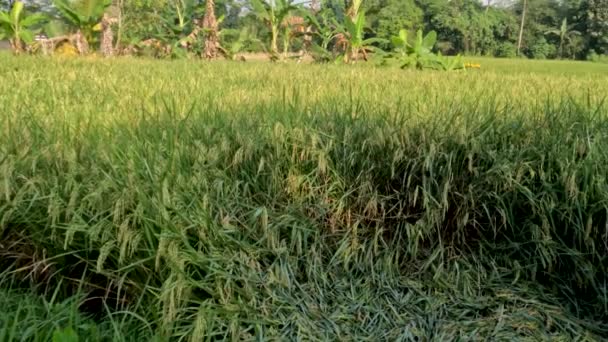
[1,0,607,60]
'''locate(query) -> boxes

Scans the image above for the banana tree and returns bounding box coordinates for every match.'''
[0,1,46,54]
[202,0,219,59]
[156,0,197,46]
[171,0,190,31]
[390,29,410,56]
[345,0,363,20]
[392,29,437,69]
[339,11,385,63]
[305,9,340,62]
[220,26,262,60]
[250,0,298,58]
[434,52,464,71]
[545,18,580,59]
[52,0,112,55]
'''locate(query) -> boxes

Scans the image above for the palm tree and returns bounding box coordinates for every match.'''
[546,18,580,59]
[0,1,46,54]
[53,0,112,55]
[202,0,219,59]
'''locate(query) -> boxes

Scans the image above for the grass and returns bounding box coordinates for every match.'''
[465,56,608,75]
[2,53,608,340]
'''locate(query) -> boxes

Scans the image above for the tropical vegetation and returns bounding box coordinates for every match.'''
[0,1,45,53]
[0,0,606,62]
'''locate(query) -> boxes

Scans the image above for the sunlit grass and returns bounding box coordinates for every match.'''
[465,56,608,75]
[1,54,608,340]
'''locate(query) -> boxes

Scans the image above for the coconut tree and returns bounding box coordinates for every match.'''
[52,0,112,55]
[0,1,46,54]
[546,18,580,59]
[202,0,219,59]
[250,0,299,58]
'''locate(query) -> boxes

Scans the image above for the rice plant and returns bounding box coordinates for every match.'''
[1,53,608,340]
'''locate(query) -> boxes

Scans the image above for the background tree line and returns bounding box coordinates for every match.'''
[1,0,607,61]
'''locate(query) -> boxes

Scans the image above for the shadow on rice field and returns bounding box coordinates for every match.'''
[1,54,608,340]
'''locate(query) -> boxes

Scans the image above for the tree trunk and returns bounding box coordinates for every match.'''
[202,0,219,59]
[74,30,89,55]
[271,25,278,55]
[517,0,527,56]
[9,38,24,54]
[114,0,124,52]
[100,14,115,57]
[282,28,289,58]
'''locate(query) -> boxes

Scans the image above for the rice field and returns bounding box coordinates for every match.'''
[1,53,608,340]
